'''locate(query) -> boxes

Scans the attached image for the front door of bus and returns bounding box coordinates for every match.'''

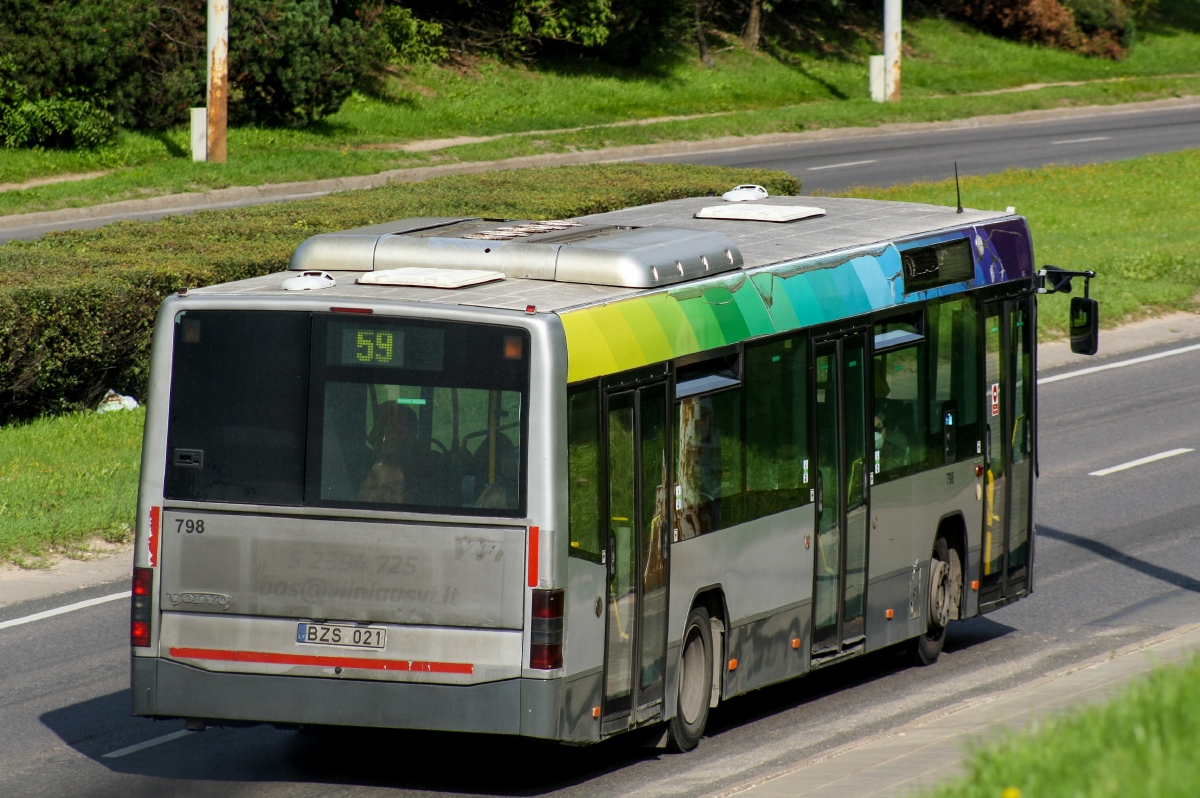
[603,382,669,732]
[811,332,870,659]
[981,297,1034,605]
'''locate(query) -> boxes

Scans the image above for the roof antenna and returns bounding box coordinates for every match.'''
[954,162,964,214]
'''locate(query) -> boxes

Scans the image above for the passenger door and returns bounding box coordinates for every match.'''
[981,297,1034,605]
[602,382,669,732]
[811,331,870,660]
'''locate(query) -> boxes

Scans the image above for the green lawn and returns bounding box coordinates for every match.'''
[2,15,1199,216]
[925,654,1200,798]
[0,408,143,564]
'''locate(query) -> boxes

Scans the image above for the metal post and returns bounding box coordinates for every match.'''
[869,55,885,103]
[883,0,901,102]
[190,107,208,161]
[206,0,229,163]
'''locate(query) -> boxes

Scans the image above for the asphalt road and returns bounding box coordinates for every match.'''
[642,101,1200,193]
[3,100,1199,246]
[4,337,1200,797]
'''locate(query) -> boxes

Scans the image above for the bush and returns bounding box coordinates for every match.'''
[958,0,1147,58]
[0,98,116,150]
[0,164,799,423]
[378,6,449,65]
[0,55,115,149]
[0,0,379,136]
[229,0,382,127]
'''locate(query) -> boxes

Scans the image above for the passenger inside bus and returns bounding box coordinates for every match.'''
[874,411,909,473]
[358,402,418,504]
[471,430,519,510]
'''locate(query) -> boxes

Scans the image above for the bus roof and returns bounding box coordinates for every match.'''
[192,195,1015,316]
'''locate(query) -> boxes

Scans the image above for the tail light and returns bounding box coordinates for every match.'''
[530,588,564,670]
[131,567,153,648]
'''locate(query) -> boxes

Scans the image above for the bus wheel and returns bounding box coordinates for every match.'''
[668,606,714,752]
[910,538,951,666]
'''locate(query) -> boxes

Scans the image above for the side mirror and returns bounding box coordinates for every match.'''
[1070,296,1099,356]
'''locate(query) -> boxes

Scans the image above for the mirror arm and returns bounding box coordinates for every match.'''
[1037,266,1096,296]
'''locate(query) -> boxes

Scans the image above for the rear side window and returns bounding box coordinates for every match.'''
[165,311,310,505]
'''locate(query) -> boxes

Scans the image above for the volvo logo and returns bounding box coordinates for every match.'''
[167,592,232,610]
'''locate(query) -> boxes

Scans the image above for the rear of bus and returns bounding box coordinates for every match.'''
[130,293,572,739]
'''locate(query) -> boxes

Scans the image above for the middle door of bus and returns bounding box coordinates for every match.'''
[980,296,1035,606]
[811,330,870,660]
[602,382,669,733]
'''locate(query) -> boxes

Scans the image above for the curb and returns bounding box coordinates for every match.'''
[2,94,1198,234]
[721,621,1200,797]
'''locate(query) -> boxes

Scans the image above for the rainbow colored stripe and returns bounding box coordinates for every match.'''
[559,221,1030,383]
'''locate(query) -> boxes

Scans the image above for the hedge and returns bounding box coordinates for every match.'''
[0,163,799,424]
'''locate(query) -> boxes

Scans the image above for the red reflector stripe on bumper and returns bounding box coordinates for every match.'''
[168,647,473,675]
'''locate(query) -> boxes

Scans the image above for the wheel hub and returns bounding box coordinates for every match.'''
[928,559,951,629]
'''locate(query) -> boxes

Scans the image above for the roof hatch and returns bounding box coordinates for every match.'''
[694,203,826,223]
[289,217,743,289]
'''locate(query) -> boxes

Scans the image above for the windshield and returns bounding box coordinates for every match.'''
[165,310,529,516]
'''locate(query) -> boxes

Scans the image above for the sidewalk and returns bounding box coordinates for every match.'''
[1039,310,1200,371]
[0,542,131,610]
[724,622,1200,797]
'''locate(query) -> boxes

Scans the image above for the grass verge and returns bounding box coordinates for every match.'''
[1,17,1199,215]
[825,147,1200,337]
[924,654,1200,798]
[0,408,143,564]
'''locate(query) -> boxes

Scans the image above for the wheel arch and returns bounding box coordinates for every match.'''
[686,584,728,709]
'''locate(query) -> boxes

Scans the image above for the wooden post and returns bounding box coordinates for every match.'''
[207,0,229,163]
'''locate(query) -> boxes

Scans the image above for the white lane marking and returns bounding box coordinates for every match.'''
[1089,448,1193,477]
[1052,135,1111,145]
[102,729,194,759]
[0,591,130,632]
[1038,342,1200,385]
[807,159,878,171]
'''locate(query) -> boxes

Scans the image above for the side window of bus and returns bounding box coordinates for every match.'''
[873,315,930,483]
[675,334,809,541]
[675,389,742,540]
[745,335,809,516]
[929,296,981,462]
[567,384,603,562]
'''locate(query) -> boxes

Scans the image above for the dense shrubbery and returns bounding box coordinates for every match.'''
[0,164,798,423]
[0,56,115,149]
[957,0,1155,57]
[228,0,381,127]
[0,0,380,142]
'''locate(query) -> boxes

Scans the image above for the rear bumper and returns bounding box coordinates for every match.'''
[132,656,560,737]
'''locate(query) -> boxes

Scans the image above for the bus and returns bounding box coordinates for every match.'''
[129,191,1096,750]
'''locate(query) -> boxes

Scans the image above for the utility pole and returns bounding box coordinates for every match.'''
[884,0,901,102]
[206,0,229,163]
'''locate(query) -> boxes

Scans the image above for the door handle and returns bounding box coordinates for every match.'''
[815,473,823,514]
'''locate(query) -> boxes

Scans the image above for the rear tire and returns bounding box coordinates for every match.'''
[909,537,952,666]
[667,607,714,752]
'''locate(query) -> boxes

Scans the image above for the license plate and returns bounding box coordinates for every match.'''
[296,622,387,650]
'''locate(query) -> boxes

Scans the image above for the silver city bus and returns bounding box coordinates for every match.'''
[130,193,1096,749]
